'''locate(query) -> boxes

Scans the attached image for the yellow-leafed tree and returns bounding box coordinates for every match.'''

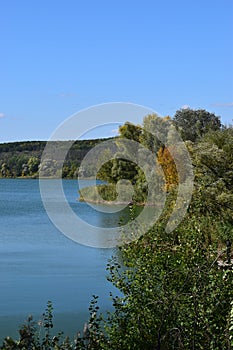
[157,146,178,192]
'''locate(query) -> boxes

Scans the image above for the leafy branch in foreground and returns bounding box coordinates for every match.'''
[0,298,106,350]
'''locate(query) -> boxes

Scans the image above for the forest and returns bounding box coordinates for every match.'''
[0,138,108,178]
[0,108,233,349]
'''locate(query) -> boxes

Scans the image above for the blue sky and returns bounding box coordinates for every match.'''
[0,0,232,142]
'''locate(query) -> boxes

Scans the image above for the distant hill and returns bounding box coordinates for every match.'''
[0,139,112,178]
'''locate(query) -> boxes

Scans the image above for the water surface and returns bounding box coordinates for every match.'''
[0,179,120,340]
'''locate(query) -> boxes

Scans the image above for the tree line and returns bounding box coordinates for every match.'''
[0,139,108,178]
[1,108,233,349]
[81,108,230,203]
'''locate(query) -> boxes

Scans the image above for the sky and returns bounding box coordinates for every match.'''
[0,0,232,142]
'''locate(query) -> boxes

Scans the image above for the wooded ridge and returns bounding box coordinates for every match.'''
[0,138,111,178]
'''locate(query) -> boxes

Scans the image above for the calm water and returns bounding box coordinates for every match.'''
[0,179,121,340]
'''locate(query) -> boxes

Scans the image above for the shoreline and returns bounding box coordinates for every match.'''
[79,198,162,207]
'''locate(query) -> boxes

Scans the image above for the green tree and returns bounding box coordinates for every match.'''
[119,121,142,142]
[98,122,143,186]
[0,163,11,177]
[105,220,232,350]
[140,114,172,154]
[173,108,221,142]
[27,156,40,175]
[102,124,233,349]
[188,127,233,223]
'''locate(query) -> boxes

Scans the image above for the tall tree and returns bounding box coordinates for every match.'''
[173,108,221,142]
[157,146,179,192]
[119,121,142,142]
[98,122,142,185]
[140,114,172,153]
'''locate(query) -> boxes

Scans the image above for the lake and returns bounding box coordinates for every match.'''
[0,179,122,341]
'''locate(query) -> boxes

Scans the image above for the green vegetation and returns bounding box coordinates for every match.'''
[173,108,222,142]
[82,108,223,204]
[79,183,118,203]
[79,182,145,204]
[0,108,232,349]
[0,139,110,178]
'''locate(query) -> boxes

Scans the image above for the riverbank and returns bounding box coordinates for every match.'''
[79,183,149,205]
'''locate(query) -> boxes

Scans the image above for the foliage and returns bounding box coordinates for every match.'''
[140,114,172,153]
[173,108,221,142]
[187,127,233,230]
[0,139,109,179]
[95,115,175,203]
[79,184,118,203]
[0,298,106,350]
[91,122,232,348]
[79,182,147,204]
[230,300,233,347]
[1,111,232,349]
[119,122,142,142]
[105,220,233,349]
[97,122,143,186]
[157,146,179,191]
